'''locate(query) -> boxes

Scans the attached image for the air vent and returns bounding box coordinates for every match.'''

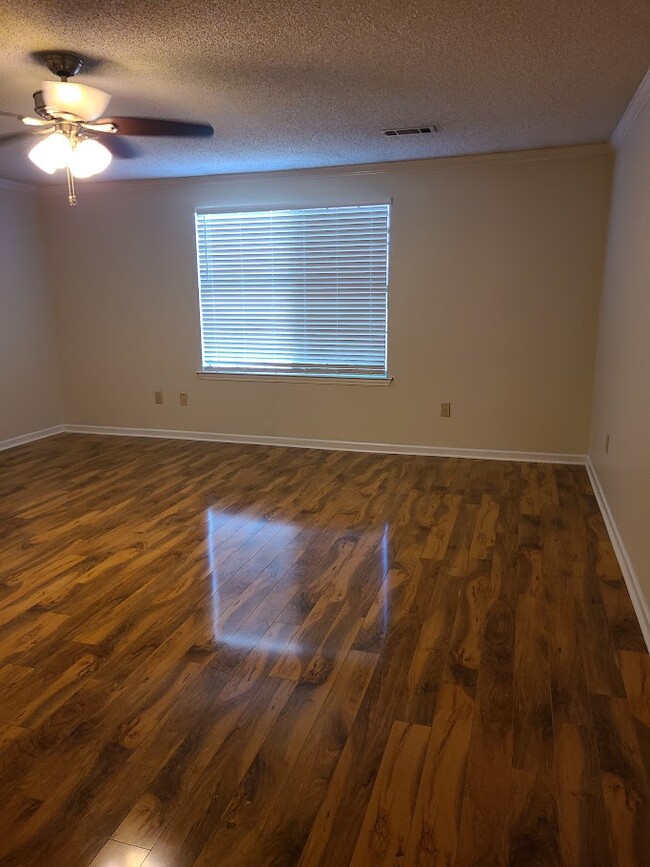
[384,126,436,136]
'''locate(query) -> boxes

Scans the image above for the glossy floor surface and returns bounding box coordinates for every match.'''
[0,434,648,867]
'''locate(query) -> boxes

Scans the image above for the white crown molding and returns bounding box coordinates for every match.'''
[0,177,36,194]
[37,143,613,197]
[0,424,65,453]
[611,67,650,148]
[63,423,587,464]
[586,458,650,652]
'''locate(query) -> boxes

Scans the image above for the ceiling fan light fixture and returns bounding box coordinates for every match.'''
[28,131,72,174]
[69,138,112,178]
[27,132,112,179]
[41,80,111,122]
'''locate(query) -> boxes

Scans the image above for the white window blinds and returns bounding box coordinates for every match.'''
[195,203,390,378]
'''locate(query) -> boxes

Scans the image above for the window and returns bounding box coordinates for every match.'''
[195,203,390,379]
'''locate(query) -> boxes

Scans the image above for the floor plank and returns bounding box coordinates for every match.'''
[403,683,473,866]
[455,597,514,867]
[349,720,429,866]
[618,650,650,776]
[591,694,650,867]
[555,722,614,867]
[506,769,561,867]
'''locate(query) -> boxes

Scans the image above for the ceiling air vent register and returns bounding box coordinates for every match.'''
[383,126,437,136]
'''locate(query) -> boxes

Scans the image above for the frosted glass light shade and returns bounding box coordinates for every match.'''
[41,80,111,122]
[28,133,111,178]
[28,132,73,174]
[69,139,112,178]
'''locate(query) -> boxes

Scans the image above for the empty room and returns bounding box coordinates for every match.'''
[0,1,649,865]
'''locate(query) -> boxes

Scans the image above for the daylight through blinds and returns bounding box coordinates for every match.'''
[195,204,390,377]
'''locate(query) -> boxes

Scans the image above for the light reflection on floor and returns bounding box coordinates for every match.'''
[380,522,390,638]
[203,508,393,657]
[206,506,221,641]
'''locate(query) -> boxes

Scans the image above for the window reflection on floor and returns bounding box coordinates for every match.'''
[203,506,392,660]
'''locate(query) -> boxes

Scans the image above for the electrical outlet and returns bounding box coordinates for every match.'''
[440,402,451,418]
[179,393,188,407]
[605,433,610,454]
[154,391,163,405]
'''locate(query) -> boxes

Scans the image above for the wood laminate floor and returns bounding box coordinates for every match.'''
[0,434,648,867]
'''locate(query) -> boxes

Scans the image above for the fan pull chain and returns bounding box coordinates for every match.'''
[66,164,77,206]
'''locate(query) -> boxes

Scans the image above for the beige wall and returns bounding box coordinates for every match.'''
[41,146,612,454]
[0,185,62,442]
[589,98,650,606]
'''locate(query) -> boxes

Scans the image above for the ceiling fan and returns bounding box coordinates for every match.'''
[0,51,214,205]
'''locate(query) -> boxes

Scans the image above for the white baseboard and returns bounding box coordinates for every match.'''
[0,424,65,453]
[63,424,587,465]
[586,458,650,652]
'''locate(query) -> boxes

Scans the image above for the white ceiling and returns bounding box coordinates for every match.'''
[0,0,648,183]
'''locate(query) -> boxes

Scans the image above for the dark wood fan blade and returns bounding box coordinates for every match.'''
[0,131,35,147]
[90,131,140,159]
[96,117,214,138]
[0,110,23,120]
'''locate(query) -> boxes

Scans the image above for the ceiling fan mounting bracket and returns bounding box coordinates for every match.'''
[43,52,83,81]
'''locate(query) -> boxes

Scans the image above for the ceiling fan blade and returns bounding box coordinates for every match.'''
[88,131,140,159]
[22,116,53,127]
[0,111,50,129]
[82,122,118,133]
[96,117,214,138]
[0,131,37,147]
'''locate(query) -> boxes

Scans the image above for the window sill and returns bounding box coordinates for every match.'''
[196,371,393,386]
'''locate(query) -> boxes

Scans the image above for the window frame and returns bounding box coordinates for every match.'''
[193,201,392,385]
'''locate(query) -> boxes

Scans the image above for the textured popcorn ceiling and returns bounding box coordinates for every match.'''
[0,0,648,183]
